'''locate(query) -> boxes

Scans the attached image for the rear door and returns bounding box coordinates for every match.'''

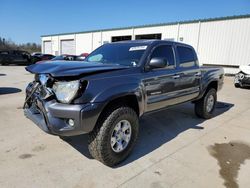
[175,45,201,101]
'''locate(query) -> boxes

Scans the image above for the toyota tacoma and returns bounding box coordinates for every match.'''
[24,40,224,166]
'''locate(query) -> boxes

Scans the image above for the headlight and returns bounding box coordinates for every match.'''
[53,80,80,103]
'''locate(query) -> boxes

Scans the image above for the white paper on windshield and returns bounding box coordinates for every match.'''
[129,46,147,51]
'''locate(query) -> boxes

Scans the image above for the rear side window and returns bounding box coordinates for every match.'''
[177,46,197,68]
[151,45,175,68]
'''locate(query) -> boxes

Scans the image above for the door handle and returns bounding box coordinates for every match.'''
[172,74,180,79]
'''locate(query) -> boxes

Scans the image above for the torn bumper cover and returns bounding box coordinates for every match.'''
[23,84,104,136]
[235,72,250,86]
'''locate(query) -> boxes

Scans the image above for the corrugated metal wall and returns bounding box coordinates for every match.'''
[198,18,250,66]
[41,17,250,69]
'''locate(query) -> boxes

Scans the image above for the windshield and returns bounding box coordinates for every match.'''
[85,43,147,67]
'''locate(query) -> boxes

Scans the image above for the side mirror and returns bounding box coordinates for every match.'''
[148,57,168,69]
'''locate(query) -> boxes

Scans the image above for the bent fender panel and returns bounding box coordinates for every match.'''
[92,83,145,116]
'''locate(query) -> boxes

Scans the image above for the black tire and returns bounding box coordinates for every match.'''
[59,136,71,141]
[2,59,10,66]
[234,83,241,88]
[2,62,9,66]
[195,88,217,119]
[88,106,139,167]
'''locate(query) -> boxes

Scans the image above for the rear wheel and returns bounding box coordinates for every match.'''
[88,106,139,167]
[195,88,217,119]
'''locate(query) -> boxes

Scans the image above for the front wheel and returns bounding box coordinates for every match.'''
[88,106,139,167]
[234,83,241,88]
[195,88,217,119]
[59,136,71,141]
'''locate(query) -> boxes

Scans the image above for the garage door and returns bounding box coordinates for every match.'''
[44,41,52,54]
[61,40,75,55]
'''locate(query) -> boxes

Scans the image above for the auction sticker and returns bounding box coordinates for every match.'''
[129,46,147,51]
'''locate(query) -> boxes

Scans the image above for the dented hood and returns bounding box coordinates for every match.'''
[26,61,129,77]
[239,65,250,75]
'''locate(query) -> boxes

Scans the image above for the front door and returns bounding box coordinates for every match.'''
[143,44,183,112]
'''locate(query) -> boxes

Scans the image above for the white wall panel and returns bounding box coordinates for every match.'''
[199,20,235,65]
[42,36,52,41]
[178,23,200,51]
[198,18,250,66]
[92,32,102,51]
[58,34,75,40]
[164,25,179,41]
[51,36,59,55]
[75,33,92,54]
[227,19,250,66]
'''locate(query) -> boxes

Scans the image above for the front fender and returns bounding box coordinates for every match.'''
[93,83,145,116]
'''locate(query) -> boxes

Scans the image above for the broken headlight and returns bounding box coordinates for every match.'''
[53,80,80,103]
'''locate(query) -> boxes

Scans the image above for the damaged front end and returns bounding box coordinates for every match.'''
[234,65,250,88]
[23,61,128,136]
[23,74,54,108]
[23,73,102,136]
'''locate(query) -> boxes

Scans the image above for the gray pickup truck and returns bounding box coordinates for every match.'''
[24,40,224,166]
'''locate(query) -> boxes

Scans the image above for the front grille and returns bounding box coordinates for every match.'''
[27,82,54,104]
[37,85,54,99]
[34,74,40,82]
[32,74,54,99]
[34,74,54,87]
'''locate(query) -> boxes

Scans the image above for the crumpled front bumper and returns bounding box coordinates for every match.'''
[24,83,104,136]
[235,73,250,86]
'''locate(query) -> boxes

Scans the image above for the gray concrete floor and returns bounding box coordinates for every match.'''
[0,66,250,188]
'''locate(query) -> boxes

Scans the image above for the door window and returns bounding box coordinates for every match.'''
[151,45,175,68]
[177,46,197,68]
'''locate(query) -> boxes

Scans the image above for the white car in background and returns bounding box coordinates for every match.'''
[234,64,250,88]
